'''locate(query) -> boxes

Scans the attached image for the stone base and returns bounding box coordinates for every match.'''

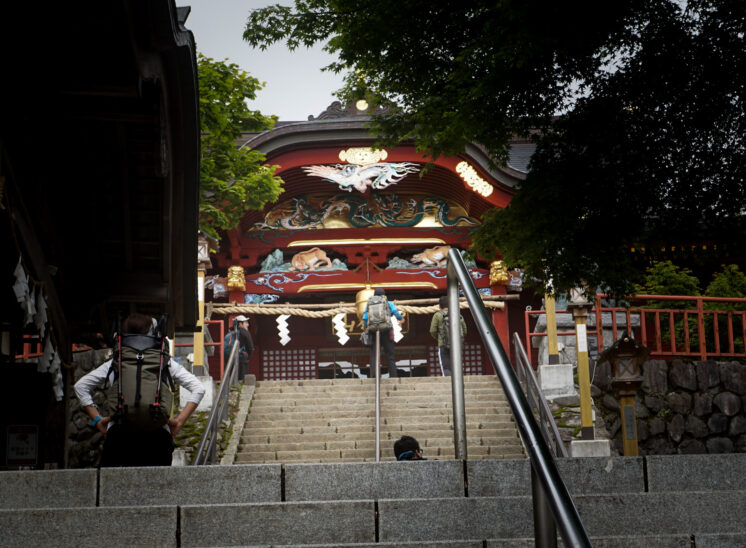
[570,439,611,457]
[539,363,577,398]
[171,449,188,466]
[180,376,215,412]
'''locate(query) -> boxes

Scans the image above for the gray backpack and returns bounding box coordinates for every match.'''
[367,295,392,331]
[106,334,174,431]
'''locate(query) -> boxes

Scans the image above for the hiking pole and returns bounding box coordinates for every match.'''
[375,330,381,463]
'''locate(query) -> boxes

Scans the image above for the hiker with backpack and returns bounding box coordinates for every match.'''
[74,312,205,467]
[362,288,403,378]
[224,314,254,381]
[429,296,467,376]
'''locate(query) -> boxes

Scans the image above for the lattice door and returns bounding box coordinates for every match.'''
[428,344,486,376]
[262,348,318,380]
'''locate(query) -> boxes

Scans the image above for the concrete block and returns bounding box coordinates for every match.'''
[285,460,464,501]
[379,496,533,542]
[280,543,483,548]
[0,469,97,509]
[561,536,692,548]
[467,457,643,497]
[695,533,746,547]
[574,491,746,536]
[647,453,746,492]
[485,541,535,548]
[0,505,177,547]
[180,375,214,412]
[100,464,281,506]
[539,363,577,398]
[180,500,375,547]
[570,439,611,457]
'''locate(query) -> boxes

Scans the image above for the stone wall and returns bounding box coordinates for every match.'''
[67,349,113,468]
[593,358,746,455]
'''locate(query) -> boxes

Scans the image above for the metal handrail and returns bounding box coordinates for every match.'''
[374,331,381,462]
[447,249,590,548]
[193,331,240,465]
[513,332,568,458]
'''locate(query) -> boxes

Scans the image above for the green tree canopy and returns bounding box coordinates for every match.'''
[198,54,283,241]
[705,264,746,302]
[244,1,745,294]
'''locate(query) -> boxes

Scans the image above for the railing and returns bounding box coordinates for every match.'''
[448,249,590,548]
[14,335,92,360]
[174,319,226,378]
[193,330,239,465]
[513,333,568,458]
[526,294,746,362]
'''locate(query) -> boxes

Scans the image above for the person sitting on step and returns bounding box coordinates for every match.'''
[394,435,425,461]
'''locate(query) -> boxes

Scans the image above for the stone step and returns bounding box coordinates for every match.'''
[244,409,512,421]
[251,394,510,409]
[238,436,524,454]
[6,456,746,546]
[237,376,518,464]
[255,376,498,386]
[242,418,516,430]
[234,445,523,463]
[241,428,520,445]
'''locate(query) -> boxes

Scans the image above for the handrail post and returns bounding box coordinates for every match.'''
[447,259,468,460]
[697,297,707,360]
[447,249,590,547]
[532,464,558,548]
[375,330,381,462]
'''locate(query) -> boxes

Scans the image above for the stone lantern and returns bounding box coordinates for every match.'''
[599,331,649,456]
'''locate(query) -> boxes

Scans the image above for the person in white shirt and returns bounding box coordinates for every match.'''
[74,312,205,467]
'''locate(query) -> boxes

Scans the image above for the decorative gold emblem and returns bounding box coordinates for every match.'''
[490,260,509,285]
[455,161,494,197]
[226,266,246,292]
[338,147,388,165]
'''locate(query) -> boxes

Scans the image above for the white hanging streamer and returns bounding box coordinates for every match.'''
[276,314,291,346]
[35,288,48,339]
[332,313,349,345]
[13,256,64,401]
[12,257,28,303]
[391,316,403,343]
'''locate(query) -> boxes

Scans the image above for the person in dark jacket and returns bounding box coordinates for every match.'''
[429,296,467,376]
[224,315,254,381]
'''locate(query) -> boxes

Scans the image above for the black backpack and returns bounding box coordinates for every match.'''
[105,318,175,431]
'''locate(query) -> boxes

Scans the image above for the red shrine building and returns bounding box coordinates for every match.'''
[209,102,534,380]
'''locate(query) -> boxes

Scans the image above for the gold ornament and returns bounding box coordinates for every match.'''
[490,260,509,285]
[226,266,246,292]
[338,147,388,165]
[355,285,375,323]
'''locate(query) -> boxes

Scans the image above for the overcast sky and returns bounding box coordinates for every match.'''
[178,0,345,121]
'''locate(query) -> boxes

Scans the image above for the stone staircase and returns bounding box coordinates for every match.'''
[3,454,746,546]
[234,376,525,463]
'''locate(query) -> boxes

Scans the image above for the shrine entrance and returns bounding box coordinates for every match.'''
[206,102,531,380]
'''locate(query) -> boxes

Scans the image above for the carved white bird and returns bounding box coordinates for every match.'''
[303,162,420,193]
